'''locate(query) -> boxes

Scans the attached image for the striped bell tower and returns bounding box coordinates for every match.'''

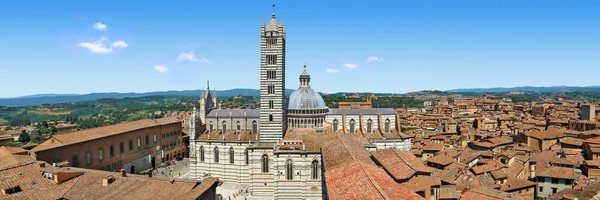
[259,10,287,142]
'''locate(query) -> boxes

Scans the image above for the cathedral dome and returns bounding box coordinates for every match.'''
[288,87,328,110]
[287,64,328,110]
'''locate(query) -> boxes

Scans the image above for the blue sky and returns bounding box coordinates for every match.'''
[0,0,599,98]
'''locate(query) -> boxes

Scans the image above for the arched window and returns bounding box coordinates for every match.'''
[286,159,293,180]
[209,122,214,131]
[214,147,219,163]
[85,151,93,165]
[229,147,235,164]
[261,154,269,173]
[236,121,241,132]
[252,121,258,134]
[128,139,133,151]
[200,146,205,162]
[269,115,273,122]
[137,137,141,147]
[333,119,338,131]
[367,119,373,133]
[349,119,356,133]
[385,119,391,133]
[222,121,227,131]
[311,160,319,179]
[244,149,249,165]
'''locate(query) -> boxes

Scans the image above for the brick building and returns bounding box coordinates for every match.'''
[31,117,186,174]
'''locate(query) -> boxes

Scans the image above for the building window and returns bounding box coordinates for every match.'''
[565,179,572,185]
[154,134,157,143]
[261,154,269,173]
[266,55,277,65]
[267,70,276,80]
[552,187,557,194]
[539,186,543,192]
[311,160,319,179]
[268,84,275,94]
[366,119,373,133]
[214,147,219,163]
[385,119,391,133]
[229,147,235,164]
[119,142,124,154]
[98,148,104,161]
[552,178,559,184]
[137,137,141,147]
[244,149,249,165]
[236,121,241,132]
[109,145,114,158]
[349,119,356,133]
[210,122,214,131]
[266,38,277,48]
[269,100,274,109]
[269,115,273,122]
[145,135,149,145]
[129,139,133,151]
[333,119,338,131]
[222,121,227,131]
[85,151,93,165]
[72,155,79,167]
[200,146,205,162]
[286,159,293,180]
[252,121,258,134]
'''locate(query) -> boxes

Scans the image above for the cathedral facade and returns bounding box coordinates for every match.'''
[189,10,412,200]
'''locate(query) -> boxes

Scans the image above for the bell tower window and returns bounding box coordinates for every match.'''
[267,70,276,80]
[266,55,277,65]
[268,84,275,94]
[266,38,277,48]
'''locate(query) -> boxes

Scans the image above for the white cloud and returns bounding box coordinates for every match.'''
[344,63,359,69]
[176,52,198,63]
[78,37,128,54]
[176,51,213,64]
[78,37,113,54]
[94,22,107,31]
[365,56,384,63]
[326,68,339,73]
[199,56,214,64]
[111,40,128,48]
[153,65,169,73]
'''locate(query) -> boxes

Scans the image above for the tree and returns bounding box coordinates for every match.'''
[18,131,30,143]
[30,135,45,144]
[5,126,12,131]
[42,121,49,128]
[39,128,51,136]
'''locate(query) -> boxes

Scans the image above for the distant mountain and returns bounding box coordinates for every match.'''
[447,86,600,93]
[0,89,295,107]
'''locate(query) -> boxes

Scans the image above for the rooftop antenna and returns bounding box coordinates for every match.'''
[272,2,276,13]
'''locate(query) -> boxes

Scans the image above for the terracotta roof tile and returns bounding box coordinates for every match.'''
[32,117,181,152]
[322,132,425,200]
[536,166,575,180]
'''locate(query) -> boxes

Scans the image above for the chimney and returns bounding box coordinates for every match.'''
[120,169,127,177]
[102,175,115,186]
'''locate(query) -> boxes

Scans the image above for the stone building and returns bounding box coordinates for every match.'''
[188,10,414,200]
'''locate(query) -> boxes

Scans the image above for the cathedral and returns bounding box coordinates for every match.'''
[188,10,413,200]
